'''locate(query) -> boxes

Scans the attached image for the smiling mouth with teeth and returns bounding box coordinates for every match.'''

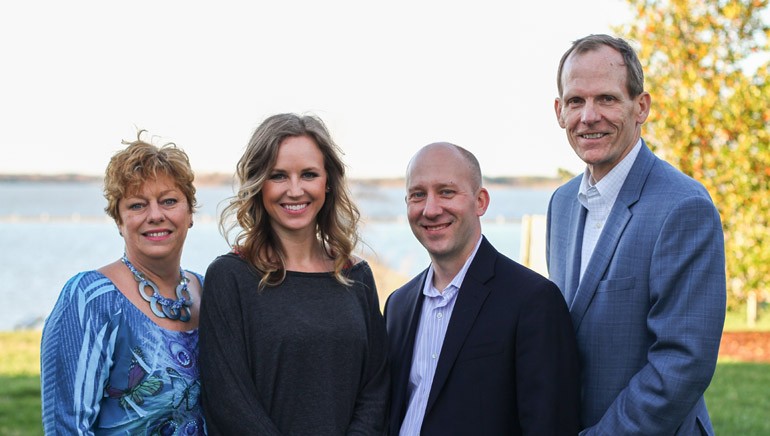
[283,204,308,211]
[145,231,170,237]
[425,224,450,231]
[581,133,606,139]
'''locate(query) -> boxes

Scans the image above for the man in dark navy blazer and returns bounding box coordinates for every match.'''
[384,142,580,435]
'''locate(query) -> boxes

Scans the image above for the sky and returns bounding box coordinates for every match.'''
[0,0,633,179]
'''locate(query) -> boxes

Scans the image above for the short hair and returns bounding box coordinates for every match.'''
[556,34,645,98]
[452,144,483,191]
[220,113,360,288]
[103,130,197,224]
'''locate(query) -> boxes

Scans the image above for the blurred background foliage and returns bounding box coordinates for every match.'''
[617,0,770,309]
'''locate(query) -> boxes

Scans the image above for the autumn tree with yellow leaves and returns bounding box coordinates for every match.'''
[616,0,770,308]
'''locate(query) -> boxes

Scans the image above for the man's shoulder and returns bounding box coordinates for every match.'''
[554,174,582,194]
[473,245,557,294]
[390,271,426,300]
[495,256,557,290]
[550,175,581,207]
[640,157,713,203]
[384,270,426,322]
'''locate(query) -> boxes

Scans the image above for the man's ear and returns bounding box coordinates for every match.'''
[476,188,490,217]
[554,98,566,129]
[636,92,651,124]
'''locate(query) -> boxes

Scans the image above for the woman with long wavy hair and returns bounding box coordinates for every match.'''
[198,113,388,435]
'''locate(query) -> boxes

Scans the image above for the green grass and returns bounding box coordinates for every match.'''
[0,331,41,376]
[0,375,42,435]
[0,331,42,435]
[1,330,768,434]
[706,362,770,435]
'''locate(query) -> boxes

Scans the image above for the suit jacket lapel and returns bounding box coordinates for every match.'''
[425,237,495,415]
[570,142,655,331]
[565,200,587,308]
[394,270,428,420]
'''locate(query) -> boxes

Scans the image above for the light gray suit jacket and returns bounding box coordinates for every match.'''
[546,141,726,435]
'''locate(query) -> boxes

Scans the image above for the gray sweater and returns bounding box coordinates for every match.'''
[199,253,389,435]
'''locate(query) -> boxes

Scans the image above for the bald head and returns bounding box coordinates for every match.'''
[406,142,483,191]
[404,141,489,273]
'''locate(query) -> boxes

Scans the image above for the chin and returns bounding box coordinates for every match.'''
[425,244,451,258]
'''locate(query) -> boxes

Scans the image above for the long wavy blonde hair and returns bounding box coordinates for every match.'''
[220,113,360,288]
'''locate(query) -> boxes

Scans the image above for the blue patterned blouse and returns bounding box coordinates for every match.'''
[41,270,206,435]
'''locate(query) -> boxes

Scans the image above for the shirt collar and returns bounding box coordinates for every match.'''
[423,235,483,299]
[578,138,643,206]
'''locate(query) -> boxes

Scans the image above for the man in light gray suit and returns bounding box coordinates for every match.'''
[547,34,726,435]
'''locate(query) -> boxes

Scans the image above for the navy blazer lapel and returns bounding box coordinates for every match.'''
[425,237,495,415]
[396,271,428,400]
[570,142,654,331]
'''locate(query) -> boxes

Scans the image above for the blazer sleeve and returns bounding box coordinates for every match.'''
[585,195,726,435]
[516,279,581,435]
[346,262,390,435]
[198,259,282,436]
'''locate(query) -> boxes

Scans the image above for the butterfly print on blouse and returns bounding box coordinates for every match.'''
[166,367,201,411]
[105,349,164,409]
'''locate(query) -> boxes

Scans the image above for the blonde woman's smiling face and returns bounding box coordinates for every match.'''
[262,135,328,239]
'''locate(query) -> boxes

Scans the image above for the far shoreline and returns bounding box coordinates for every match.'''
[0,173,564,189]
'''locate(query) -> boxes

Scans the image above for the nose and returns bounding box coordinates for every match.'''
[287,177,304,197]
[422,193,442,218]
[147,202,165,223]
[581,100,601,124]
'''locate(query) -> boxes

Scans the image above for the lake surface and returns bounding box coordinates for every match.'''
[0,181,553,330]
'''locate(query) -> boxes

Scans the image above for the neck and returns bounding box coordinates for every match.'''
[124,253,182,288]
[429,235,479,291]
[430,256,467,292]
[279,236,333,272]
[121,253,192,322]
[589,137,641,182]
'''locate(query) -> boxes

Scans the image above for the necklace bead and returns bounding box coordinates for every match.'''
[122,254,192,322]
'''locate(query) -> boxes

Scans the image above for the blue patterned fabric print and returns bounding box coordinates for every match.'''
[41,270,206,435]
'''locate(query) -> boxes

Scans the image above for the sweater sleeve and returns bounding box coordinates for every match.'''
[40,272,120,435]
[198,256,282,435]
[346,262,390,435]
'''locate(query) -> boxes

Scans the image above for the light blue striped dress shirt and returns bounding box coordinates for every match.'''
[399,236,483,436]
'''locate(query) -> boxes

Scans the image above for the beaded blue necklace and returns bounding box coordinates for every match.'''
[121,253,192,322]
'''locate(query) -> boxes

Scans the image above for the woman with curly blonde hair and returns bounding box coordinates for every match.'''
[199,113,388,435]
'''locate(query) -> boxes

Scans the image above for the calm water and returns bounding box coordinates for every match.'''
[0,181,552,331]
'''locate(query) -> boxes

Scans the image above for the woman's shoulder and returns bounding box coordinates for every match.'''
[45,270,123,333]
[345,257,377,288]
[340,255,369,277]
[207,251,250,272]
[213,250,247,264]
[347,255,371,272]
[342,258,385,314]
[204,251,261,286]
[60,270,119,299]
[184,270,205,287]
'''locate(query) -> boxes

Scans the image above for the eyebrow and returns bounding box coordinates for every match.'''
[407,181,458,191]
[271,165,323,172]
